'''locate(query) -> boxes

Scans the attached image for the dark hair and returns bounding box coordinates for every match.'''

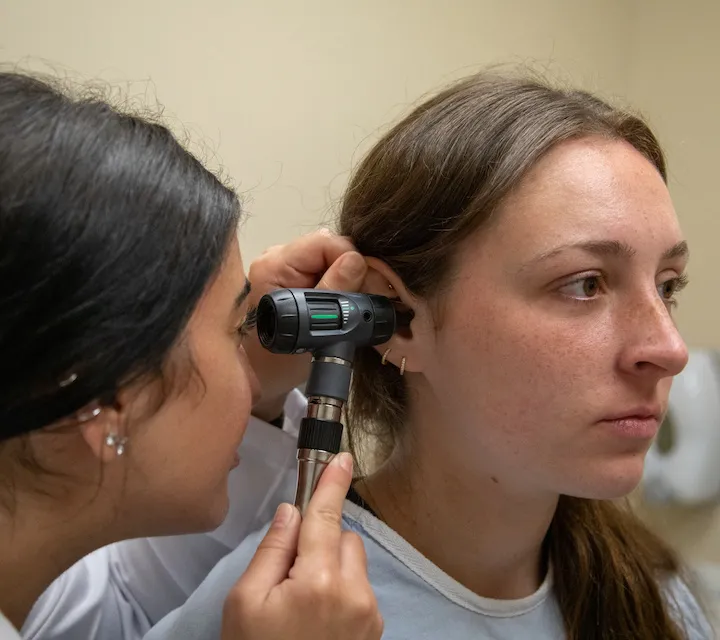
[0,71,240,440]
[339,71,702,639]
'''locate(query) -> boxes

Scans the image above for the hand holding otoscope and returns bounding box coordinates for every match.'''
[256,288,408,514]
[223,242,386,640]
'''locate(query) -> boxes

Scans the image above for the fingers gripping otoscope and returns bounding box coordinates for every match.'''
[256,288,409,515]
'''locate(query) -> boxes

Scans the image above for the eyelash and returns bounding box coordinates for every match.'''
[236,307,258,339]
[559,273,689,307]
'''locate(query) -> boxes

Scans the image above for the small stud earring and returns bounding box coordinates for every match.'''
[400,357,407,376]
[105,433,129,456]
[381,348,392,365]
[388,284,394,290]
[76,405,102,423]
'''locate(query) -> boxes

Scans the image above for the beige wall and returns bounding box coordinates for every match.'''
[2,0,719,563]
[626,0,720,350]
[0,0,631,262]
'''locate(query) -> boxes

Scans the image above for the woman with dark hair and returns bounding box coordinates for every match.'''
[0,71,382,640]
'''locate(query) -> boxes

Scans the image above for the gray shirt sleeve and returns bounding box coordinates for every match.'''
[665,575,717,639]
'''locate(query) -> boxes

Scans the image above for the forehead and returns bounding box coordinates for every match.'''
[213,237,246,303]
[484,137,682,261]
[191,237,247,326]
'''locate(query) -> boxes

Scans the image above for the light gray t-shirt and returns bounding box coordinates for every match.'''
[0,613,20,640]
[144,500,714,639]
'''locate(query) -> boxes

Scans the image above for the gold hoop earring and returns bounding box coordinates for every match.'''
[381,348,392,365]
[400,357,407,376]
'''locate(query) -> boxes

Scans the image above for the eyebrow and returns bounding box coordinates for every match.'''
[234,280,252,310]
[518,239,689,272]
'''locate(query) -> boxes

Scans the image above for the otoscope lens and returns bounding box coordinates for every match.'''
[257,296,277,347]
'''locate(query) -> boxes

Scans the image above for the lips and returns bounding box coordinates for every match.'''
[598,406,664,439]
[601,406,663,423]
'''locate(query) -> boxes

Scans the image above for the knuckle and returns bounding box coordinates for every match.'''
[312,504,343,529]
[341,531,368,560]
[308,569,336,599]
[351,592,378,620]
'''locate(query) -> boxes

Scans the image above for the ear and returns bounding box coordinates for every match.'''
[76,400,126,463]
[362,257,434,375]
[75,377,153,462]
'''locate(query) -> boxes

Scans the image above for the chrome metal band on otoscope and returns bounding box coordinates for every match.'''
[256,288,403,515]
[295,361,351,514]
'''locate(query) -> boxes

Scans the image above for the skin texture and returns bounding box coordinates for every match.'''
[359,136,689,600]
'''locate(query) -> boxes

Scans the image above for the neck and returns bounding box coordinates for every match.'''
[0,491,113,629]
[357,392,558,600]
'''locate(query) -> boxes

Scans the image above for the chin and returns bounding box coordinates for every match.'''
[203,491,232,530]
[567,455,646,500]
[179,488,231,534]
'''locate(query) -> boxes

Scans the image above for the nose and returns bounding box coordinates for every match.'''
[618,294,688,379]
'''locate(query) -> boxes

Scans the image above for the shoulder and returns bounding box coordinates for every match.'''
[146,510,354,640]
[663,574,716,640]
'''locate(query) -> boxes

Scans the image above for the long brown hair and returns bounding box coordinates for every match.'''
[338,71,706,639]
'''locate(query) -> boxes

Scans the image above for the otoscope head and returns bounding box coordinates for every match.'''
[256,288,409,516]
[257,288,399,355]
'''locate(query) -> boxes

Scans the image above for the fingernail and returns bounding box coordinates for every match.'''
[339,252,365,279]
[334,452,353,473]
[272,503,294,529]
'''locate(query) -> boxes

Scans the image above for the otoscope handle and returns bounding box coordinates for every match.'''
[294,417,344,515]
[295,449,334,515]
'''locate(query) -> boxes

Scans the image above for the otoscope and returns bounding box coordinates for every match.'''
[256,288,404,515]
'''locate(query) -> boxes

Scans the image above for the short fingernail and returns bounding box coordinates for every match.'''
[334,452,353,473]
[272,503,294,529]
[339,252,365,279]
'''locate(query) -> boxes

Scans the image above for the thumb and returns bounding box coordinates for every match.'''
[317,251,367,292]
[234,503,301,598]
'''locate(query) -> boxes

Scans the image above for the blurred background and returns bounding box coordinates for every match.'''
[2,0,720,616]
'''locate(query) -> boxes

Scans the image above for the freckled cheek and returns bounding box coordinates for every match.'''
[441,311,609,399]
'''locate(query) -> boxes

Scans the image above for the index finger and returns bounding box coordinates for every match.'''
[296,452,353,563]
[280,230,358,277]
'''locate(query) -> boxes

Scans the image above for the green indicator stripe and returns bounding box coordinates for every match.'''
[311,314,339,319]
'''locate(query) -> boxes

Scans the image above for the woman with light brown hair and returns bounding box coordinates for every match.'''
[145,71,714,640]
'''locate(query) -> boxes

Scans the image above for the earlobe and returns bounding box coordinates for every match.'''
[77,402,128,463]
